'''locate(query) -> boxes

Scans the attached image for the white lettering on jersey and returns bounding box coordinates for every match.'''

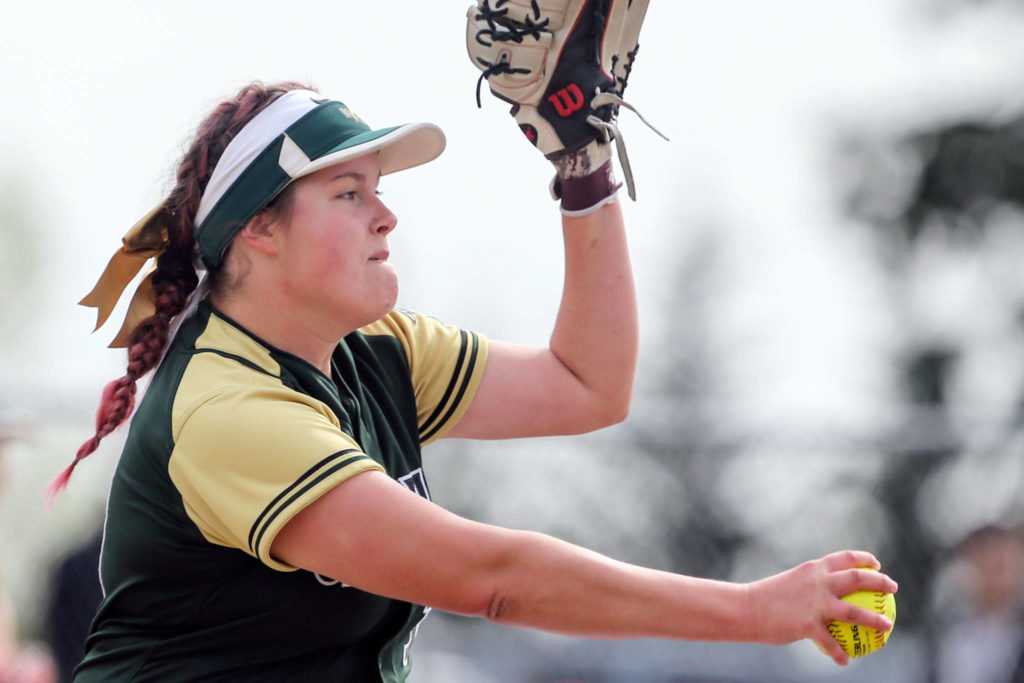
[311,468,430,590]
[403,607,432,666]
[398,468,431,500]
[314,573,351,588]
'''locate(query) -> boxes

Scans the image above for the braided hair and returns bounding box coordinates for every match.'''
[50,82,311,499]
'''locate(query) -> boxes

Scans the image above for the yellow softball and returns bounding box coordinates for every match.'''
[827,584,897,658]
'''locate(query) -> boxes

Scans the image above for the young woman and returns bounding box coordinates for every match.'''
[57,82,896,682]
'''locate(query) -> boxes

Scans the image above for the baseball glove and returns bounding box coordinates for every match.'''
[467,0,665,199]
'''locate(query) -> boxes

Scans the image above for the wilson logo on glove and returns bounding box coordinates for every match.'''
[548,84,586,117]
[467,0,666,200]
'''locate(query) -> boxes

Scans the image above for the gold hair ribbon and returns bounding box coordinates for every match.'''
[79,204,172,347]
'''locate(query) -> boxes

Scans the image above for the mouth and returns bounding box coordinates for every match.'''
[369,250,390,262]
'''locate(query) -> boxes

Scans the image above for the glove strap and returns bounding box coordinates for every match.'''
[549,141,621,217]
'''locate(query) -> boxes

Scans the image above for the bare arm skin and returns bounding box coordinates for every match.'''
[272,471,896,666]
[446,199,638,439]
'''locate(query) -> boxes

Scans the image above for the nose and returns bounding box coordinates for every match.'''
[374,195,398,236]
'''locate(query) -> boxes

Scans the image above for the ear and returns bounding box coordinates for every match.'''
[237,211,280,257]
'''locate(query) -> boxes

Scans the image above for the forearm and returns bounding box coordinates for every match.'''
[486,529,749,641]
[548,199,638,423]
[479,531,898,662]
[275,472,896,664]
[277,472,743,641]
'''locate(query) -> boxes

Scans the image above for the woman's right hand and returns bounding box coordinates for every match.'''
[745,550,898,666]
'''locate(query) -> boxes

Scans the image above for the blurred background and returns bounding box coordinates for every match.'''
[3,0,1024,681]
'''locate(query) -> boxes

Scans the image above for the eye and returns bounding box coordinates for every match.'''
[336,190,357,200]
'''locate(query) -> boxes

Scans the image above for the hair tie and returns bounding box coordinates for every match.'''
[79,204,173,347]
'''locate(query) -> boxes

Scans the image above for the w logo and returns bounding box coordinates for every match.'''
[547,84,585,117]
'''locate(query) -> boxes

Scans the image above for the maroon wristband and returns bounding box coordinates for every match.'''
[551,160,622,214]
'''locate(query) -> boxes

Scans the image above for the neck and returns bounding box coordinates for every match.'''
[210,286,352,376]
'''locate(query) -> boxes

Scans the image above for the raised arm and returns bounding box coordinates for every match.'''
[451,0,662,439]
[272,471,897,666]
[447,196,638,439]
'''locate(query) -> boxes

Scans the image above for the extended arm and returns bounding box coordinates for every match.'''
[447,194,638,439]
[272,472,896,666]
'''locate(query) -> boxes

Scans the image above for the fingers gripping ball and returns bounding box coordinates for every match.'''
[828,586,897,658]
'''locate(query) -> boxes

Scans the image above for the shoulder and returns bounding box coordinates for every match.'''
[358,309,485,360]
[357,308,423,341]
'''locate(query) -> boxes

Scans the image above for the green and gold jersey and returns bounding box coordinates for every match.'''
[75,301,487,682]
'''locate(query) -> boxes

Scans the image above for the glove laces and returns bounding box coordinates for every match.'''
[472,0,549,107]
[473,0,548,46]
[588,90,669,201]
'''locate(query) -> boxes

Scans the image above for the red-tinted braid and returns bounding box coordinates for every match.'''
[49,81,312,502]
[47,278,190,500]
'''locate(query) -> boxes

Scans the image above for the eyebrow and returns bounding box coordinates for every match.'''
[328,170,382,183]
[329,171,364,183]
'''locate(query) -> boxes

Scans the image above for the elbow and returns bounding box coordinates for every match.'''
[606,392,632,426]
[482,585,529,628]
[440,538,521,620]
[434,580,507,621]
[485,590,513,624]
[593,367,635,429]
[584,391,632,431]
[537,397,630,436]
[454,585,515,625]
[446,535,527,624]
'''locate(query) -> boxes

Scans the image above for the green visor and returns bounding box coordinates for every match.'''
[194,91,445,267]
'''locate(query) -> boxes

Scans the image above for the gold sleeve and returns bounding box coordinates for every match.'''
[363,311,489,445]
[169,364,383,572]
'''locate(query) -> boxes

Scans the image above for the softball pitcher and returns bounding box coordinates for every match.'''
[55,3,896,681]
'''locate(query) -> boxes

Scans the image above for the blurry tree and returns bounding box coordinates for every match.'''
[901,117,1024,240]
[628,228,750,580]
[844,110,1024,627]
[876,347,961,626]
[920,0,1024,22]
[844,113,1024,257]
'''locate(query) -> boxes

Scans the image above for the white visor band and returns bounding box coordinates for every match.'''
[193,90,445,267]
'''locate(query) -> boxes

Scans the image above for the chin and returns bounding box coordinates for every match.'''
[369,295,398,323]
[382,279,399,312]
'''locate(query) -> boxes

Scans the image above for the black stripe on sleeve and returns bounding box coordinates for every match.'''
[418,330,469,439]
[421,333,480,442]
[247,449,363,556]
